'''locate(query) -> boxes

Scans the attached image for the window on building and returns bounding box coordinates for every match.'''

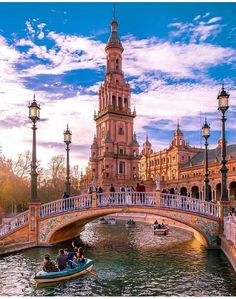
[233,167,236,171]
[124,98,128,109]
[106,165,109,168]
[119,162,125,174]
[119,148,124,155]
[118,127,124,134]
[133,167,136,170]
[106,147,109,152]
[182,156,184,160]
[106,173,109,177]
[116,80,119,85]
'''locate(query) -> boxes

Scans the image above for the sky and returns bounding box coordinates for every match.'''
[0,2,236,171]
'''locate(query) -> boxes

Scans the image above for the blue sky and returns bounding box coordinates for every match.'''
[0,2,235,170]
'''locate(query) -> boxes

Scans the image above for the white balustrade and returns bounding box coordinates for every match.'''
[0,210,29,237]
[160,194,219,218]
[0,192,219,239]
[40,194,92,218]
[223,215,236,246]
[96,192,158,207]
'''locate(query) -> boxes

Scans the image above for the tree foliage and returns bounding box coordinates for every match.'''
[0,152,81,217]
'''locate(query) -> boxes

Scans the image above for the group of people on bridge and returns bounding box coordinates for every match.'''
[87,181,146,195]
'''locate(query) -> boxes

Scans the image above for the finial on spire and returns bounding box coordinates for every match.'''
[177,119,180,130]
[222,82,225,90]
[67,123,69,130]
[33,93,36,102]
[113,3,116,20]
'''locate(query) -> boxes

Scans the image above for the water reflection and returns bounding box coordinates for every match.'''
[0,220,236,296]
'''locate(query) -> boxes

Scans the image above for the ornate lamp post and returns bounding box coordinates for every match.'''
[64,124,72,197]
[217,84,230,201]
[202,118,210,201]
[28,95,40,202]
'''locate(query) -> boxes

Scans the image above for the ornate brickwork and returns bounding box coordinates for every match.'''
[80,16,140,192]
[140,125,236,206]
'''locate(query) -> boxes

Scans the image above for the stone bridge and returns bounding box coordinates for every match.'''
[0,192,222,249]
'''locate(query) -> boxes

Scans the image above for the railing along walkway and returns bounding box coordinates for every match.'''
[223,215,236,245]
[0,211,29,237]
[0,192,219,238]
[96,192,219,218]
[40,194,92,218]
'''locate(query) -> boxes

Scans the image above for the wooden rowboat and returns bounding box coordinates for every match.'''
[34,258,94,284]
[126,220,136,228]
[107,217,117,224]
[98,217,108,224]
[154,227,169,236]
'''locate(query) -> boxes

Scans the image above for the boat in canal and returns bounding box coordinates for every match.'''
[126,219,136,228]
[98,217,108,224]
[107,217,117,224]
[154,225,169,236]
[34,258,94,284]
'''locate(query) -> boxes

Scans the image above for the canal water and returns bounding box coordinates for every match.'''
[1,219,236,296]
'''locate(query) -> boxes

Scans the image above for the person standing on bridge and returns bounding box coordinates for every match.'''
[110,184,115,204]
[139,181,146,204]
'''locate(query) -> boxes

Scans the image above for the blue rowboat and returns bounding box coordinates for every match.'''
[34,258,94,284]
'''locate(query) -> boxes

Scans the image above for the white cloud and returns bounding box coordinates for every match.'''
[38,31,44,40]
[0,16,235,170]
[207,17,222,24]
[123,37,235,78]
[169,14,224,43]
[25,20,35,36]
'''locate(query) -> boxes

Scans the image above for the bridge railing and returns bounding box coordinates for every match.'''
[96,192,219,218]
[40,194,92,218]
[160,194,219,218]
[96,192,157,207]
[0,210,29,237]
[223,216,236,244]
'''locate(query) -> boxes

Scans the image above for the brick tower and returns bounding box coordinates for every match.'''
[88,15,140,191]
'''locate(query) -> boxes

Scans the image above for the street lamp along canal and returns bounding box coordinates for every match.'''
[28,95,40,202]
[217,84,230,202]
[64,124,72,197]
[202,118,210,202]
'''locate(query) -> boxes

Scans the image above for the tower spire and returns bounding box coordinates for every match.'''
[113,3,116,20]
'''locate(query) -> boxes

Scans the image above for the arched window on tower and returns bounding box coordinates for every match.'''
[116,58,119,70]
[112,95,116,109]
[118,97,122,110]
[124,98,128,109]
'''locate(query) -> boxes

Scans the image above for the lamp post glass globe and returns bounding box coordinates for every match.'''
[29,97,40,122]
[217,85,229,112]
[64,128,72,144]
[202,120,210,139]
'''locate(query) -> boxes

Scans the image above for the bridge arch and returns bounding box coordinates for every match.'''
[0,192,220,250]
[39,206,219,248]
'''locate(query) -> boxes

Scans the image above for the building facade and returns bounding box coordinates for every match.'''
[140,123,202,182]
[80,16,140,192]
[140,126,236,206]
